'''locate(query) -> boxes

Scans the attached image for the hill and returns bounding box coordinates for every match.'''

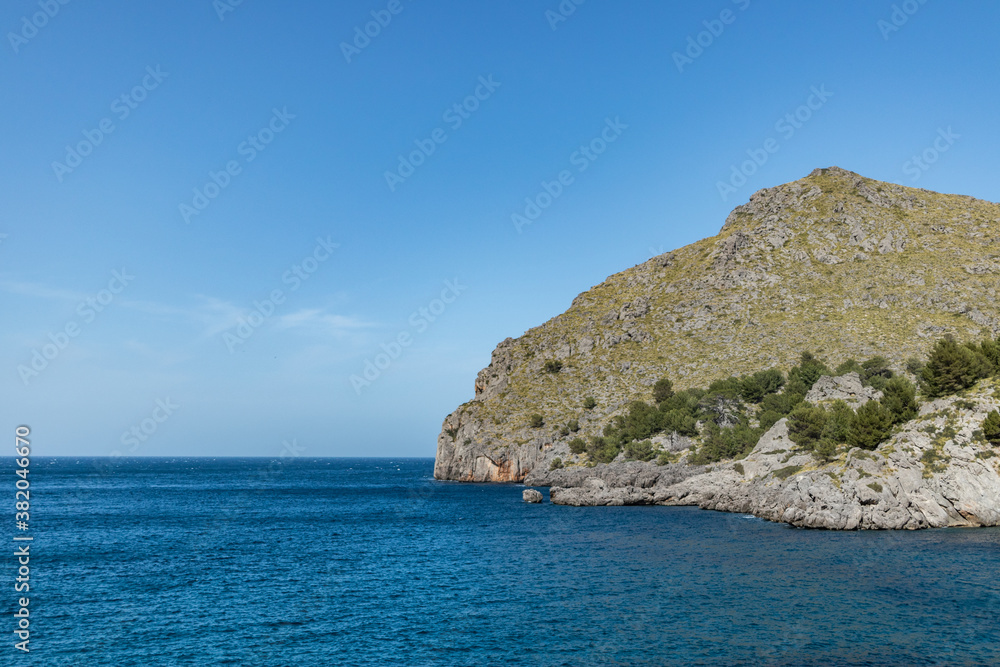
[434,167,1000,490]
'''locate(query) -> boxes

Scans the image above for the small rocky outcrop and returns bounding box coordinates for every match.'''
[804,372,882,407]
[522,489,543,503]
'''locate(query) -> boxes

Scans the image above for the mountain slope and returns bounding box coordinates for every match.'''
[434,167,1000,483]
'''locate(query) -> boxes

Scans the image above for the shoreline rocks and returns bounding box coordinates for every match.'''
[527,386,1000,529]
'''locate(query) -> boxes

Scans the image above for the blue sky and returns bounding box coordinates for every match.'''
[2,0,998,457]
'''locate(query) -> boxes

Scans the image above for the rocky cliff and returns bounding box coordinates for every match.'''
[433,167,1000,529]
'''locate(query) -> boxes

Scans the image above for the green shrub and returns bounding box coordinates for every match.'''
[733,462,745,475]
[624,439,656,462]
[963,342,997,378]
[697,389,744,427]
[568,437,587,454]
[814,438,838,462]
[604,401,660,445]
[587,436,620,463]
[905,357,925,376]
[788,352,831,391]
[528,414,544,428]
[758,409,784,432]
[543,359,563,373]
[787,404,828,449]
[983,410,1000,445]
[860,356,894,390]
[867,481,883,493]
[835,359,863,376]
[549,458,563,470]
[567,419,580,432]
[739,369,785,403]
[582,396,597,410]
[761,389,804,417]
[695,422,762,462]
[880,377,918,425]
[656,452,676,466]
[707,376,742,395]
[661,408,699,436]
[847,400,893,450]
[921,448,948,475]
[920,337,983,398]
[559,425,570,437]
[977,338,1000,371]
[652,378,674,404]
[773,465,802,480]
[821,400,854,443]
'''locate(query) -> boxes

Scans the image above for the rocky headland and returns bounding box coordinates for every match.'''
[434,167,1000,529]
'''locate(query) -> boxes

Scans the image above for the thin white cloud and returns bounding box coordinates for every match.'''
[0,280,88,301]
[276,308,374,334]
[0,277,370,341]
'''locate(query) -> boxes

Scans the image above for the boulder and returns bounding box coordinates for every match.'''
[805,372,882,407]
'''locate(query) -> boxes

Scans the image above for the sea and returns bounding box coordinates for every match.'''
[15,457,1000,666]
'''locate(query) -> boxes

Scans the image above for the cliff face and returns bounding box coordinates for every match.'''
[434,167,1000,484]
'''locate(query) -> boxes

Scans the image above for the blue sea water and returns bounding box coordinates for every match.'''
[14,457,1000,666]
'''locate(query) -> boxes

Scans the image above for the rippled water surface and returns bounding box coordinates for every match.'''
[22,457,1000,665]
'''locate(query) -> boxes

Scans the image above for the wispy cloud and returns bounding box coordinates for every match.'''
[0,280,88,301]
[276,308,374,335]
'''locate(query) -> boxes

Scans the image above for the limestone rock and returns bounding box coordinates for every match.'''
[804,373,882,407]
[522,489,543,503]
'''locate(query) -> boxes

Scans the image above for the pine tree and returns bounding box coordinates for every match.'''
[788,352,830,390]
[821,400,855,442]
[739,369,785,403]
[847,400,894,450]
[652,378,674,404]
[920,338,981,398]
[880,377,919,425]
[983,410,1000,446]
[787,404,828,449]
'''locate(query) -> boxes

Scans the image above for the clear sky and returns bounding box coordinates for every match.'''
[2,0,998,457]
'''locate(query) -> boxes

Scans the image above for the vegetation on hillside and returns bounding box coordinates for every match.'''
[567,334,1000,466]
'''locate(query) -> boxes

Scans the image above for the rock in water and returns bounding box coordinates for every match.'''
[523,489,543,503]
